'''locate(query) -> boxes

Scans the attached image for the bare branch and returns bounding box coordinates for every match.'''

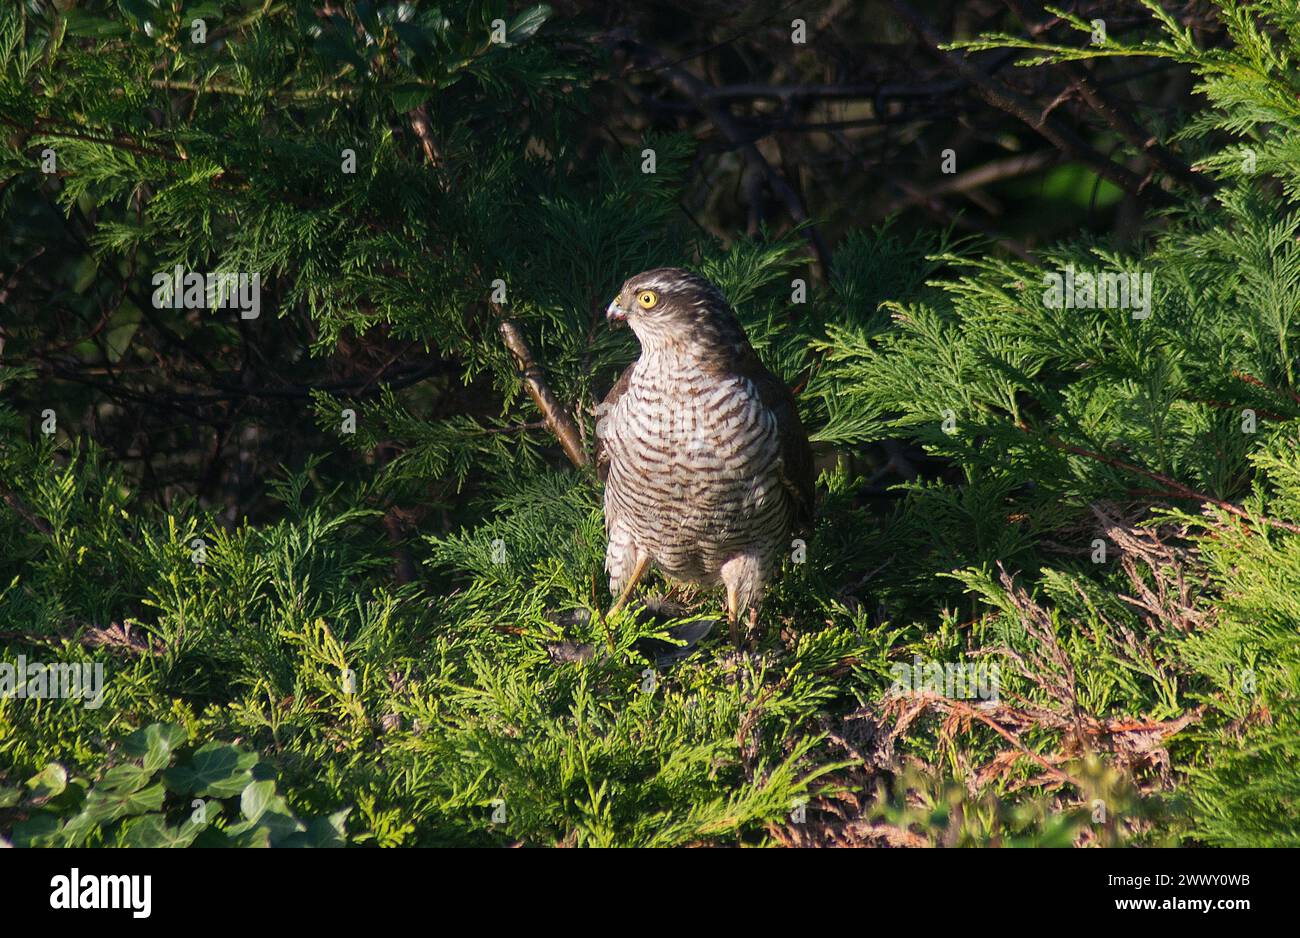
[1002,0,1212,196]
[610,34,834,277]
[886,0,1172,206]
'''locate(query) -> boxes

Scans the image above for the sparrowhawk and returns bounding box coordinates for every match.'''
[595,267,815,645]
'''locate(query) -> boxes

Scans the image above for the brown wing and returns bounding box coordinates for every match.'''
[732,347,816,531]
[594,364,633,484]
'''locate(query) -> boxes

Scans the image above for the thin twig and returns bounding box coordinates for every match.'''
[495,313,590,469]
[402,116,585,469]
[1024,426,1300,535]
[910,692,1085,789]
[610,33,833,277]
[886,0,1170,205]
[878,149,1060,217]
[0,484,53,535]
[1002,0,1212,196]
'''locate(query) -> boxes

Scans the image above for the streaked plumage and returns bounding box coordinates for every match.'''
[595,267,814,643]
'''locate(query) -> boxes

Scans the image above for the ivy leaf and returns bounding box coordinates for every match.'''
[223,820,273,848]
[62,12,131,38]
[234,780,306,845]
[123,723,187,772]
[262,812,308,844]
[240,779,288,823]
[99,764,155,794]
[507,4,551,44]
[117,814,205,848]
[313,28,364,71]
[276,807,351,847]
[76,782,166,827]
[394,21,439,62]
[11,814,61,848]
[308,808,351,847]
[165,742,258,798]
[105,300,143,364]
[25,763,68,801]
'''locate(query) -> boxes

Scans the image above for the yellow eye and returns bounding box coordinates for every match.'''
[636,290,658,309]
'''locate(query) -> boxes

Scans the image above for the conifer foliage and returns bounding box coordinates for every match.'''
[1,0,1298,846]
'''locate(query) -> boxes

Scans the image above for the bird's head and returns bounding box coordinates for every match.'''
[606,267,747,358]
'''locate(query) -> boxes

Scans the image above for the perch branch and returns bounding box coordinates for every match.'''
[495,312,590,470]
[404,115,586,470]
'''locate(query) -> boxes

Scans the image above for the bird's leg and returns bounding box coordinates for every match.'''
[726,582,740,647]
[609,554,651,618]
[721,554,760,648]
[747,605,759,650]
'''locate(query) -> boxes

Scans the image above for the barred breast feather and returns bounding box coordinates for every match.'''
[596,342,813,601]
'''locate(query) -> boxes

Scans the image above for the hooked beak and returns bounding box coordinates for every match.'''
[606,299,628,324]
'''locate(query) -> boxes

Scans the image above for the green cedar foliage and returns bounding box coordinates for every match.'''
[0,0,1298,846]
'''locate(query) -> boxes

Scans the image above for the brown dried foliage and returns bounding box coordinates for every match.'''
[771,505,1210,847]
